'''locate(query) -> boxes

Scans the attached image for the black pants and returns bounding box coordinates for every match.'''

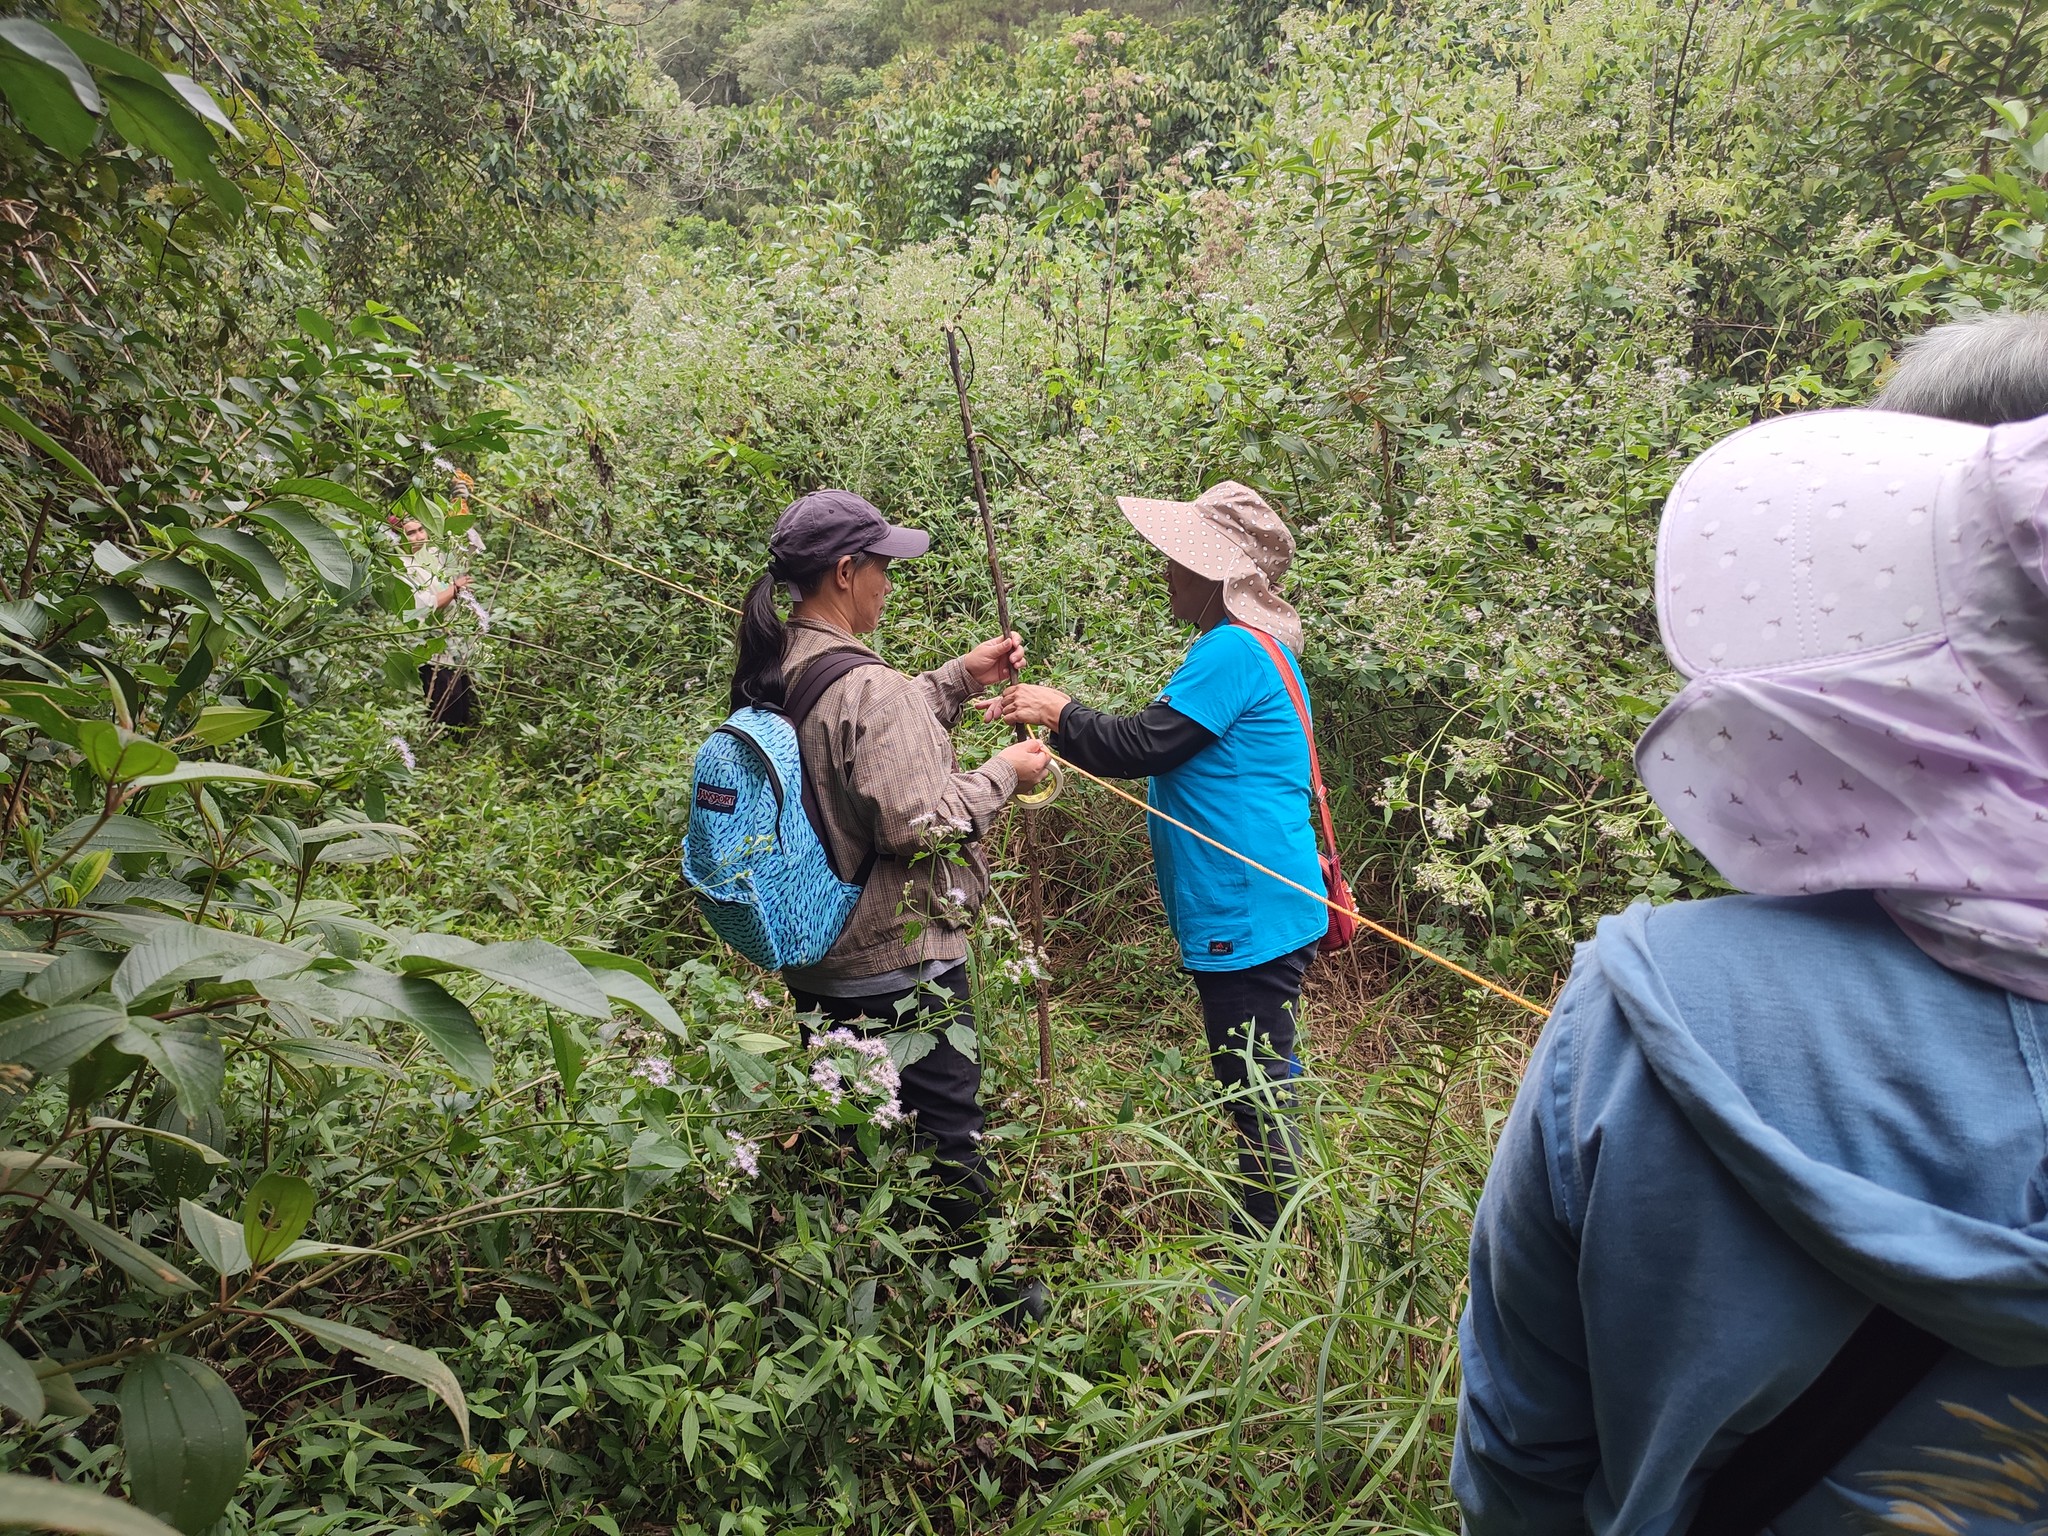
[787,963,989,1235]
[1193,943,1313,1234]
[420,664,477,728]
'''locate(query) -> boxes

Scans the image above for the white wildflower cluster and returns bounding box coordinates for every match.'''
[632,1056,674,1088]
[995,945,1049,986]
[807,1028,908,1127]
[1414,853,1491,910]
[728,1136,760,1179]
[745,989,772,1010]
[1485,822,1538,860]
[389,735,417,771]
[1423,796,1475,842]
[908,809,973,846]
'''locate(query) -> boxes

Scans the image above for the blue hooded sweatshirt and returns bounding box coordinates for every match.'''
[1454,891,2048,1534]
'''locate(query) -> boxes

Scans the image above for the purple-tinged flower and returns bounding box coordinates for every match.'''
[633,1056,674,1087]
[458,588,492,633]
[466,526,486,553]
[746,989,772,1010]
[729,1136,760,1178]
[389,735,417,771]
[810,1057,844,1103]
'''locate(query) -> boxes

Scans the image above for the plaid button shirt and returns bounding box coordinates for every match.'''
[781,618,1019,984]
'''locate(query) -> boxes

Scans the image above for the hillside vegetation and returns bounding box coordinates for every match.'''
[2,0,2044,1532]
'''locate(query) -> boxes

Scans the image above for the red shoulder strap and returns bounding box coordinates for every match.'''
[1245,628,1339,860]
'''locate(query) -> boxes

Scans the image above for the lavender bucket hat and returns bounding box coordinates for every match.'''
[1639,406,2048,998]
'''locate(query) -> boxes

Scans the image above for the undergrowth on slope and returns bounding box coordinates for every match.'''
[6,0,2048,1530]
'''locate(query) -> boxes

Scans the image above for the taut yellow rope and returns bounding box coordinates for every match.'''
[1044,748,1553,1021]
[468,494,1550,1019]
[491,503,741,615]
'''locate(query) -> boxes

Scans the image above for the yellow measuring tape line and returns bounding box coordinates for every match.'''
[1045,749,1553,1021]
[492,504,742,615]
[469,498,1549,1019]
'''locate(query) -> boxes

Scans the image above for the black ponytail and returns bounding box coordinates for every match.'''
[730,571,789,713]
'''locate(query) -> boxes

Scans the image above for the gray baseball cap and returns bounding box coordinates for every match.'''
[769,489,930,574]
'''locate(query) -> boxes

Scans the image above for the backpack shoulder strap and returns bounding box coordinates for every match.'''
[779,648,887,885]
[1687,1306,1946,1536]
[1245,627,1339,861]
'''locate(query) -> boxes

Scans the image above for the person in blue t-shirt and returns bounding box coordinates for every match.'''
[986,481,1326,1235]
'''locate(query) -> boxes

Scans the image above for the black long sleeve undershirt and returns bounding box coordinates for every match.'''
[1048,700,1216,779]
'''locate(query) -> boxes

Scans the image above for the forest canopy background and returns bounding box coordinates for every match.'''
[1,0,2043,1532]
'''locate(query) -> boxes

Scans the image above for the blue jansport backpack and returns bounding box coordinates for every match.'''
[684,650,882,971]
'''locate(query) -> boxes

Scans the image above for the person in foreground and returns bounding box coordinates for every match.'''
[731,489,1053,1316]
[988,481,1326,1239]
[1454,397,2048,1531]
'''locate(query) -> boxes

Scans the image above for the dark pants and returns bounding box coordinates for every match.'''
[787,963,989,1235]
[420,664,477,728]
[1193,943,1313,1234]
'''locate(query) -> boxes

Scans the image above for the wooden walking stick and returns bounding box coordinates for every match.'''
[944,323,1056,1087]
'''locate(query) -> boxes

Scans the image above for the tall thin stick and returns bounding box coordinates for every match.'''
[945,324,1054,1086]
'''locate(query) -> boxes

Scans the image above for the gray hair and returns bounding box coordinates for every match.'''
[1874,311,2048,426]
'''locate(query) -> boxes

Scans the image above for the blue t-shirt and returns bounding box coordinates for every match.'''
[1149,623,1327,971]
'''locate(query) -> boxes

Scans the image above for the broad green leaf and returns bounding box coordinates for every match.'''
[67,1038,143,1113]
[0,49,97,160]
[0,687,79,746]
[66,588,137,637]
[37,1371,91,1419]
[0,1474,185,1536]
[324,968,491,1085]
[267,477,377,518]
[117,1354,247,1535]
[74,722,178,784]
[566,947,659,987]
[125,559,223,623]
[159,73,237,139]
[90,1117,226,1165]
[0,398,109,495]
[264,1036,398,1078]
[40,1202,197,1294]
[111,926,295,1007]
[99,76,242,218]
[590,968,685,1037]
[730,1031,792,1056]
[115,1025,224,1116]
[0,1147,79,1197]
[273,1238,390,1265]
[52,814,191,857]
[241,505,352,589]
[186,706,269,747]
[241,1172,313,1265]
[0,21,99,112]
[0,1336,42,1422]
[399,937,607,1018]
[176,1200,248,1277]
[0,1002,129,1075]
[299,819,416,847]
[264,1308,468,1446]
[0,598,48,642]
[24,947,121,1005]
[176,528,290,602]
[126,762,312,791]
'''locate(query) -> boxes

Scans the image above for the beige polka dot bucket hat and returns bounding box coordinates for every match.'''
[1116,479,1303,653]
